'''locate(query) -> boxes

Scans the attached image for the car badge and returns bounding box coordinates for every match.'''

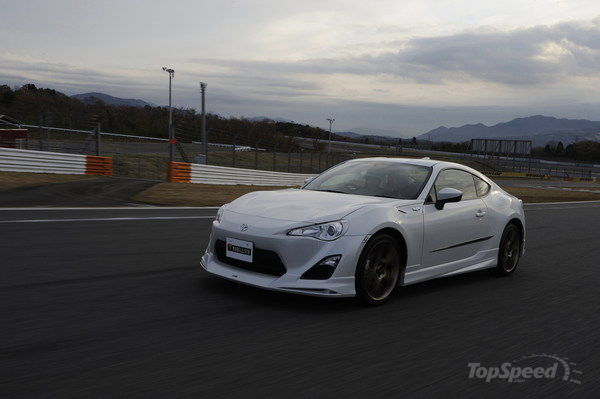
[240,224,248,231]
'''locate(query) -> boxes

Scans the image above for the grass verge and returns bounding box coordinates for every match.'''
[502,186,600,203]
[134,182,600,207]
[133,182,294,206]
[0,171,96,192]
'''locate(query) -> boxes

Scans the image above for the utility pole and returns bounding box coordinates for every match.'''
[200,82,207,163]
[163,67,175,161]
[95,122,101,156]
[326,117,335,154]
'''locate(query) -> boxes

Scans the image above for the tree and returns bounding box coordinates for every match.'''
[544,141,557,155]
[0,83,339,152]
[555,141,564,156]
[411,136,417,145]
[312,138,325,152]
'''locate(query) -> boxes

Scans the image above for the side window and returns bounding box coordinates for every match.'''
[435,169,478,201]
[473,176,491,197]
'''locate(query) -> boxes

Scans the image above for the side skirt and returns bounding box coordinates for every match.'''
[402,249,498,286]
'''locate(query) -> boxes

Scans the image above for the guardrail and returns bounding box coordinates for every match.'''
[0,147,112,176]
[168,162,315,186]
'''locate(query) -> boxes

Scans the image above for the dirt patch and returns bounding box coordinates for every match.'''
[133,182,294,206]
[0,172,96,191]
[135,182,600,207]
[556,186,600,191]
[503,186,600,203]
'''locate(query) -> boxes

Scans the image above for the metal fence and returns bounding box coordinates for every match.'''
[0,122,351,180]
[0,119,594,181]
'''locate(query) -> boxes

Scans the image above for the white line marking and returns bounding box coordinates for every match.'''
[525,206,600,211]
[525,200,600,206]
[0,206,221,211]
[0,216,216,223]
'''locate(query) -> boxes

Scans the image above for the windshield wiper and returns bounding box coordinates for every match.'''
[371,194,400,199]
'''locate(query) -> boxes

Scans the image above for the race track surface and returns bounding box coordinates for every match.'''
[0,177,156,207]
[1,203,599,397]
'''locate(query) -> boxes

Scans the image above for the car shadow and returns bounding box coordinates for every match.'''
[197,275,356,313]
[396,269,498,299]
[196,267,502,311]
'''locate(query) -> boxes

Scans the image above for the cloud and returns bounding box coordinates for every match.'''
[0,54,156,92]
[3,17,600,134]
[192,17,600,86]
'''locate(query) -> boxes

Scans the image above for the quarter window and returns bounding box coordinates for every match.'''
[473,176,491,197]
[435,169,478,201]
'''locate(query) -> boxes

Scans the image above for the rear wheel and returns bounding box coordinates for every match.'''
[494,223,522,276]
[355,234,402,305]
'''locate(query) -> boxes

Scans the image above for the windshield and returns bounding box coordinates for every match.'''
[303,161,432,199]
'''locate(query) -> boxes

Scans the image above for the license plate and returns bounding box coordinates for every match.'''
[226,237,253,263]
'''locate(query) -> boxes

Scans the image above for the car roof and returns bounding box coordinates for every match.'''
[347,156,485,173]
[346,157,441,167]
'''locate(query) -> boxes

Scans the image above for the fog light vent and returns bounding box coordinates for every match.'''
[300,255,341,280]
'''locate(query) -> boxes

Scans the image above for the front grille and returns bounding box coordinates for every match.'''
[214,240,286,277]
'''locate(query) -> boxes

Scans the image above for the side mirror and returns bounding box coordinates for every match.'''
[435,187,463,210]
[303,177,315,185]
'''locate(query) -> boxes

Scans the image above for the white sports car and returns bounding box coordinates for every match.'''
[201,157,525,305]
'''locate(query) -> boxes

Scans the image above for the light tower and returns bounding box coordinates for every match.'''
[326,118,335,153]
[162,67,175,161]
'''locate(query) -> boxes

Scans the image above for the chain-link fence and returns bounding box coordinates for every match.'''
[1,107,594,180]
[0,117,354,180]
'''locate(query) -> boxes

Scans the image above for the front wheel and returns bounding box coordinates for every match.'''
[355,234,402,305]
[493,223,522,276]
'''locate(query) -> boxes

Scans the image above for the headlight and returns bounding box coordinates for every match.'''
[215,204,228,222]
[287,221,346,241]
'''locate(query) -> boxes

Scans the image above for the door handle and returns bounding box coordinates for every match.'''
[475,210,486,218]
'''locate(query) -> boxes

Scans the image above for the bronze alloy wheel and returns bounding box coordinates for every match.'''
[495,224,522,276]
[356,234,402,305]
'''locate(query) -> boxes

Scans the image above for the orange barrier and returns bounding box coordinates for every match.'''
[85,156,113,176]
[168,161,191,182]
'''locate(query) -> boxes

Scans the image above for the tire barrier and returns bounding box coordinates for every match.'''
[0,147,112,176]
[167,162,315,186]
[168,162,192,183]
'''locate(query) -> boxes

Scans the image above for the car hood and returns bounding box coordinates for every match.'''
[226,189,417,223]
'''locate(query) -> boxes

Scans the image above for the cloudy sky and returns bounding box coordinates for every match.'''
[2,0,600,136]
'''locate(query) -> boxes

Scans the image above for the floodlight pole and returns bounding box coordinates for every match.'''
[200,82,207,163]
[326,118,335,154]
[163,67,175,161]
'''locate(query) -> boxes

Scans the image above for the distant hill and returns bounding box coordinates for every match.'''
[335,128,408,144]
[71,92,156,108]
[335,131,364,139]
[348,127,403,138]
[247,116,293,123]
[418,115,600,146]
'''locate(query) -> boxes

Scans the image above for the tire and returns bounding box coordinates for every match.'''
[355,234,403,305]
[493,223,522,276]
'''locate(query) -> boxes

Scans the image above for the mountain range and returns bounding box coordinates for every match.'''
[246,116,294,123]
[71,92,156,107]
[418,115,600,146]
[69,92,600,147]
[346,127,404,138]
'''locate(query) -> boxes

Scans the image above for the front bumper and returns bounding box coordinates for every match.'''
[200,212,367,297]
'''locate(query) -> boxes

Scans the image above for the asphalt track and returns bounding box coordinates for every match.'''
[0,177,157,207]
[1,203,599,398]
